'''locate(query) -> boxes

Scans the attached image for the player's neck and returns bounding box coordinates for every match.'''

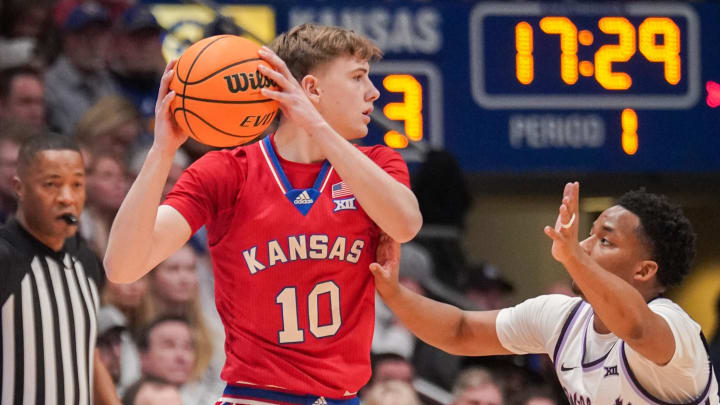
[274,123,326,164]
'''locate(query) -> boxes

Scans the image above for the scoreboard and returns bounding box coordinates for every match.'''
[147,1,720,173]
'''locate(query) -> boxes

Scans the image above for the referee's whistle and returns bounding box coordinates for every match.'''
[61,214,78,225]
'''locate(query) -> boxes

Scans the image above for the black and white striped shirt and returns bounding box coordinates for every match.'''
[0,218,103,405]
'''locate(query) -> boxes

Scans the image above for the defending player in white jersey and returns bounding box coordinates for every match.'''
[371,182,718,404]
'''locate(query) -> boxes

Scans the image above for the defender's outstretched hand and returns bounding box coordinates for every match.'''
[369,234,402,299]
[544,181,583,264]
[154,60,188,152]
[257,46,327,132]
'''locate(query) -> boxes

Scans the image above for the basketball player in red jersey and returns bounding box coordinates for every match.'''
[104,24,422,405]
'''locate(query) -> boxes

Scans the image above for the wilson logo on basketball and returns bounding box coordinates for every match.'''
[223,70,277,93]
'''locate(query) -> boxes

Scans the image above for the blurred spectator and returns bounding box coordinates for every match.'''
[54,0,133,26]
[97,305,128,384]
[137,316,195,386]
[462,353,547,404]
[75,95,145,162]
[460,263,514,311]
[137,315,218,404]
[139,245,226,403]
[451,367,504,405]
[102,276,148,334]
[128,144,191,200]
[109,4,165,139]
[363,380,422,405]
[102,277,149,393]
[80,152,130,258]
[371,352,416,385]
[0,0,49,39]
[0,66,46,129]
[0,0,57,68]
[45,1,117,135]
[512,385,557,405]
[121,377,182,405]
[0,121,35,223]
[0,37,36,70]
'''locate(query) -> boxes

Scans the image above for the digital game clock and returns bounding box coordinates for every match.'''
[471,2,700,109]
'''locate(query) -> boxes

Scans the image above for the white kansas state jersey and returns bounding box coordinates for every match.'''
[496,295,719,405]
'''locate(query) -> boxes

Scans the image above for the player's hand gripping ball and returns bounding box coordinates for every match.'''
[169,35,279,147]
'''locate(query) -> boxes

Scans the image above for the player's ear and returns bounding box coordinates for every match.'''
[634,260,658,282]
[300,75,322,103]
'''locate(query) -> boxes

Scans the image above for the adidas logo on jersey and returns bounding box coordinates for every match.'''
[293,191,314,205]
[312,398,327,405]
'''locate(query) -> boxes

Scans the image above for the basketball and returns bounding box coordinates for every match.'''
[169,35,279,147]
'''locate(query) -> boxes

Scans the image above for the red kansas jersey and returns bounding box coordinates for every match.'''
[163,135,411,398]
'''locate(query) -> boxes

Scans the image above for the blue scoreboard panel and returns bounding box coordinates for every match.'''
[149,1,720,174]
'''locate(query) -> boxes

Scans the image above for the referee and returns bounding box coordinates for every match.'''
[0,134,119,405]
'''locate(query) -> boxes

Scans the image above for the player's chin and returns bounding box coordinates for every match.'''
[346,127,368,140]
[358,122,370,136]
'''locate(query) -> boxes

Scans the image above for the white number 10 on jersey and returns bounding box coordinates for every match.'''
[275,281,342,343]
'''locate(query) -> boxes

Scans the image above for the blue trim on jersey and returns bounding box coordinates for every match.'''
[262,136,332,216]
[553,300,585,364]
[262,136,293,192]
[222,385,359,405]
[312,161,331,190]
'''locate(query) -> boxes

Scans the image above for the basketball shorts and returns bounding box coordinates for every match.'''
[215,385,360,405]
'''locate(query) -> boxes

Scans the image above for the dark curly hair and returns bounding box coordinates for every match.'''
[615,189,696,288]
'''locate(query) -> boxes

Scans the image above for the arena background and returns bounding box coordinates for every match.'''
[140,0,720,335]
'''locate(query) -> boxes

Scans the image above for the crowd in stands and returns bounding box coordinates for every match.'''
[0,1,646,404]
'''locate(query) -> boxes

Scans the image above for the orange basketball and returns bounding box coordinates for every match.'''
[169,35,279,147]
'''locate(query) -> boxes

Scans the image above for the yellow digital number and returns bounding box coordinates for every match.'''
[383,75,423,149]
[621,108,638,155]
[595,17,635,90]
[638,18,681,85]
[539,17,578,85]
[515,22,534,85]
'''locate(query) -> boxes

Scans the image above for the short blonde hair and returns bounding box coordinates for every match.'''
[452,367,495,396]
[269,23,382,82]
[74,95,140,144]
[363,380,421,405]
